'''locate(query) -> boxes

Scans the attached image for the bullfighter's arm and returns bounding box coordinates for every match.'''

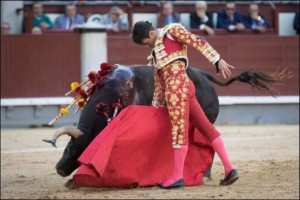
[168,24,221,67]
[152,69,165,107]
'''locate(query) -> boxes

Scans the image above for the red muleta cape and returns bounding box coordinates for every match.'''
[73,105,214,188]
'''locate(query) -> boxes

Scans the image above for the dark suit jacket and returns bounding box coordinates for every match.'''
[190,12,214,29]
[163,13,180,26]
[217,9,243,30]
[242,13,269,30]
[294,11,299,34]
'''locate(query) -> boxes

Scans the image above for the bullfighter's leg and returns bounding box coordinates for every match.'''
[188,81,239,186]
[158,61,190,188]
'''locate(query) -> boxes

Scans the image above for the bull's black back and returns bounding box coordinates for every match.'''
[187,67,219,123]
[77,65,219,138]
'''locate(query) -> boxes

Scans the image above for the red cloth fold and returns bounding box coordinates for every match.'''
[73,105,214,188]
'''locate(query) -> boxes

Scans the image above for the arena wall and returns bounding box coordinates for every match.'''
[1,1,299,126]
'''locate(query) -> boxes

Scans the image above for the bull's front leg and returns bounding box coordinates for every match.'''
[64,179,78,190]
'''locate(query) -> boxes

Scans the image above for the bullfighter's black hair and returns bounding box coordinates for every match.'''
[132,21,155,45]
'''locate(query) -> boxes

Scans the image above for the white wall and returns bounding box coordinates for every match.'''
[80,32,107,81]
[1,0,24,34]
[132,13,158,28]
[279,12,297,36]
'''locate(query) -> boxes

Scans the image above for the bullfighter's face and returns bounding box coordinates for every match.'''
[141,30,158,48]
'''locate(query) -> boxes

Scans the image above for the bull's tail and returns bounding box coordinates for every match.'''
[203,68,293,97]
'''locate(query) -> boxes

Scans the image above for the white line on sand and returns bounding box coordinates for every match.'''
[1,134,293,155]
[1,148,64,154]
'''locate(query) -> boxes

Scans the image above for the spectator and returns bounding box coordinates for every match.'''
[190,1,215,35]
[32,27,42,35]
[102,6,129,32]
[294,11,299,35]
[54,4,85,30]
[1,22,11,35]
[243,3,268,33]
[32,2,53,30]
[161,1,180,26]
[217,1,245,32]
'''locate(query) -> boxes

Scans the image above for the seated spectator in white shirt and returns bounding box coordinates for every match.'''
[102,6,129,32]
[190,1,215,35]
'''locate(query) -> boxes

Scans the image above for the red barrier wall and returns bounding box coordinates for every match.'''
[1,33,299,98]
[1,33,81,98]
[107,34,299,96]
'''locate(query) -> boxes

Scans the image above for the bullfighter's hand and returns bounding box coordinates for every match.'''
[152,100,162,108]
[218,59,235,79]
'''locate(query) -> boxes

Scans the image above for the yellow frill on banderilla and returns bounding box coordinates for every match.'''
[48,80,92,126]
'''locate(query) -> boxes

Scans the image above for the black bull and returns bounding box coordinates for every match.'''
[53,65,289,177]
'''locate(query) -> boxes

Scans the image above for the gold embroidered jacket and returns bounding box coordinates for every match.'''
[151,23,221,105]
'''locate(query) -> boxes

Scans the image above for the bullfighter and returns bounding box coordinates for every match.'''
[132,21,239,189]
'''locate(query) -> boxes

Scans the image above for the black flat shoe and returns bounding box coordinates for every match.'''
[157,179,185,189]
[220,169,239,186]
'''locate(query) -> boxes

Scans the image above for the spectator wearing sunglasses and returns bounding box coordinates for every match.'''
[217,1,245,32]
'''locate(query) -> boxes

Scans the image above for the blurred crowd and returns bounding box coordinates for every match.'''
[30,2,129,34]
[160,1,299,35]
[1,0,300,35]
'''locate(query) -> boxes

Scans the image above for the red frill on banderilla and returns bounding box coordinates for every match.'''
[48,62,123,126]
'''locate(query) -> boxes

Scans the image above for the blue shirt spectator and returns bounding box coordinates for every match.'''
[161,1,180,26]
[217,1,245,32]
[55,4,84,30]
[243,3,268,33]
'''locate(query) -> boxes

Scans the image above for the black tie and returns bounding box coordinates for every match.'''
[69,19,73,28]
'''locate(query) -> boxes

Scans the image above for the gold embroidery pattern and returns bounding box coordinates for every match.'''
[168,25,220,64]
[158,61,190,148]
[152,24,189,70]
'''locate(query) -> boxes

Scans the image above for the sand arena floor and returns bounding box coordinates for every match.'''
[1,125,299,199]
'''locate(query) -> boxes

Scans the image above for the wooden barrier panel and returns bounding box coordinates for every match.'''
[1,33,298,98]
[1,33,81,98]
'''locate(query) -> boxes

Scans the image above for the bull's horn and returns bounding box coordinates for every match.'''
[42,126,83,148]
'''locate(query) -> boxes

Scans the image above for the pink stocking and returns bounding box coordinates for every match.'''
[211,136,233,176]
[163,145,188,186]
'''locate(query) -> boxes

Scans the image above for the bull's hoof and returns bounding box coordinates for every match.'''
[64,179,78,190]
[202,176,213,185]
[64,179,73,187]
